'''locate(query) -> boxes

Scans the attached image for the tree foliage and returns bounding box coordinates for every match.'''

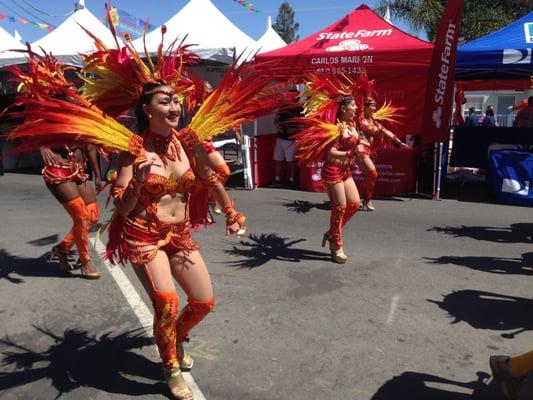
[376,0,532,42]
[272,1,300,44]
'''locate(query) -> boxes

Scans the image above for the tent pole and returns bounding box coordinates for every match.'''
[432,142,438,198]
[241,124,253,189]
[433,142,443,200]
[252,120,258,188]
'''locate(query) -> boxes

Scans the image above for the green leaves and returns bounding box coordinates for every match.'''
[375,0,531,42]
[272,1,300,44]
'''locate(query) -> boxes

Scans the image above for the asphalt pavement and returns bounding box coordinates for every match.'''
[0,172,532,400]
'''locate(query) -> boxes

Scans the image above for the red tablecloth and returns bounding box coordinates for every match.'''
[250,133,277,187]
[252,134,416,195]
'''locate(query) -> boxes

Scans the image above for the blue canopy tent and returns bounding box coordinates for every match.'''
[456,11,533,80]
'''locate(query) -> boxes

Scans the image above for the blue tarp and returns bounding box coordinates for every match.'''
[488,150,533,207]
[456,12,533,80]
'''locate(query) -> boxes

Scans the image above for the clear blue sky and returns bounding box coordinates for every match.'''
[0,0,422,44]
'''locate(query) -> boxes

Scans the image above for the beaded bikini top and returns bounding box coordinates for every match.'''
[141,169,196,199]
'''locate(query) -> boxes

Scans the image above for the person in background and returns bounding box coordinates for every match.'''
[42,144,102,279]
[514,96,533,128]
[464,107,480,126]
[271,89,303,188]
[481,106,498,127]
[357,97,409,211]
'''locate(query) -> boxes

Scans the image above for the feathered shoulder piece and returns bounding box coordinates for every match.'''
[6,95,144,160]
[80,5,202,117]
[185,55,294,141]
[4,47,144,160]
[371,99,403,125]
[291,118,341,164]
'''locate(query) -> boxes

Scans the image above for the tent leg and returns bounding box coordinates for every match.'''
[433,142,443,200]
[241,124,253,190]
[253,120,258,189]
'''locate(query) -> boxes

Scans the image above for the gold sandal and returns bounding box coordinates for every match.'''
[177,342,194,371]
[164,366,195,400]
[75,259,101,280]
[331,248,348,264]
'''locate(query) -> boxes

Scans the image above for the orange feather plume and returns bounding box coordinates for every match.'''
[7,46,82,103]
[291,118,340,164]
[6,96,142,157]
[188,56,293,140]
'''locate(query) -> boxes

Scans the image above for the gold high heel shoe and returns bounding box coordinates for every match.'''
[331,248,348,264]
[321,232,334,250]
[177,342,194,371]
[75,259,101,280]
[50,245,72,274]
[164,366,195,400]
[365,201,376,211]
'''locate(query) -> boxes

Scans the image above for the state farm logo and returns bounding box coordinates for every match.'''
[525,22,533,43]
[432,106,442,129]
[326,39,370,52]
[502,48,532,64]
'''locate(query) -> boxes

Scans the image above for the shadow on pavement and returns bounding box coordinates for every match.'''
[27,234,59,247]
[0,325,166,398]
[428,223,533,244]
[223,232,330,268]
[0,249,76,284]
[424,252,533,276]
[370,371,501,399]
[280,199,331,214]
[428,290,533,339]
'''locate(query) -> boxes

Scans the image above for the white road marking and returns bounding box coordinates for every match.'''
[385,295,401,325]
[93,237,207,400]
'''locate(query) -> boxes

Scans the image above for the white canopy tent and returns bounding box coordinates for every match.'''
[254,17,286,54]
[0,0,121,68]
[0,26,26,66]
[131,0,257,64]
[0,26,25,52]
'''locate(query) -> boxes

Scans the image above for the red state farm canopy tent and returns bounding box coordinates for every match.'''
[255,4,434,136]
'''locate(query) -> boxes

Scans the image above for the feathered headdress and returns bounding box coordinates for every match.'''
[7,46,84,104]
[302,72,375,123]
[290,72,374,164]
[79,5,203,118]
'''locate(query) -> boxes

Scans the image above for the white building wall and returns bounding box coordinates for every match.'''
[464,89,533,127]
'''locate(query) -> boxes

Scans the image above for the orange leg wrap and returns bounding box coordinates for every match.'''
[214,163,231,185]
[61,201,99,255]
[342,200,361,228]
[85,201,100,226]
[175,296,215,344]
[153,290,180,370]
[361,168,378,201]
[59,197,92,264]
[329,204,346,250]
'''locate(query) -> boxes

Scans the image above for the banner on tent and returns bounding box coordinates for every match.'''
[106,7,154,39]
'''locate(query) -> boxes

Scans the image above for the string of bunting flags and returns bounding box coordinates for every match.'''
[0,12,54,32]
[232,0,260,13]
